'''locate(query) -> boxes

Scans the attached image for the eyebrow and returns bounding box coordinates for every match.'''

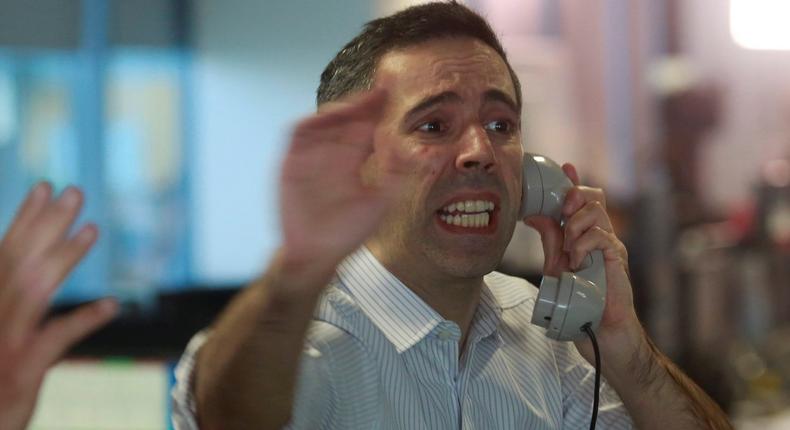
[483,89,519,115]
[402,89,520,124]
[403,91,462,121]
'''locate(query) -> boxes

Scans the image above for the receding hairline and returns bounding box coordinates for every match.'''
[316,1,522,109]
[323,35,522,113]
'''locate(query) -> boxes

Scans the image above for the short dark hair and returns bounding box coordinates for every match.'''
[316,1,521,110]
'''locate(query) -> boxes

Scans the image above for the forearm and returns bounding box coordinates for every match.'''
[194,252,334,430]
[601,323,732,429]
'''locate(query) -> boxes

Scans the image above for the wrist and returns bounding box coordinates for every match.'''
[240,248,339,332]
[575,312,644,367]
[277,246,340,285]
[264,248,337,297]
[595,312,651,384]
[601,313,643,351]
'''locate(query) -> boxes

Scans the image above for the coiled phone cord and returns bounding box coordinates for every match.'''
[582,323,600,430]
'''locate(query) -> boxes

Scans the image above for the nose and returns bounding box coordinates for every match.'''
[455,125,496,173]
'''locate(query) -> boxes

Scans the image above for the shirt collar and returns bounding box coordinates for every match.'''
[469,283,503,342]
[336,247,442,353]
[336,246,506,353]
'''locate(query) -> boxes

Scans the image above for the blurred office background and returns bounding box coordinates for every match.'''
[0,0,788,428]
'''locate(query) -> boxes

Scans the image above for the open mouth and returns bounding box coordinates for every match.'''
[436,199,497,231]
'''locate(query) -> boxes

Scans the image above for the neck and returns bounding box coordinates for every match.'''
[366,243,483,343]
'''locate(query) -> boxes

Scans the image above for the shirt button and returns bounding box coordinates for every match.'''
[438,330,452,340]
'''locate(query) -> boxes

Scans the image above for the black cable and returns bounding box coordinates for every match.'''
[582,323,600,430]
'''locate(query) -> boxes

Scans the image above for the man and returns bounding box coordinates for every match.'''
[0,184,119,430]
[171,2,732,429]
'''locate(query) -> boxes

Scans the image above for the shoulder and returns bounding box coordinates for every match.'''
[310,281,370,348]
[303,319,368,362]
[483,271,555,355]
[304,285,378,381]
[483,270,538,309]
[295,308,380,427]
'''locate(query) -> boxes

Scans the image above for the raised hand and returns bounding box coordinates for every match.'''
[0,183,118,430]
[278,88,406,287]
[195,89,409,428]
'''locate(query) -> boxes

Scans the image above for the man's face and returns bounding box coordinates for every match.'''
[366,37,524,281]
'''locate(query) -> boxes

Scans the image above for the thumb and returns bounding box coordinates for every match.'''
[524,215,565,275]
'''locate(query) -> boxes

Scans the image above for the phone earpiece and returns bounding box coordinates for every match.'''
[520,153,607,341]
[520,154,572,220]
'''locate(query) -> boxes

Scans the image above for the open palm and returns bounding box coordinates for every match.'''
[0,183,118,430]
[279,88,406,281]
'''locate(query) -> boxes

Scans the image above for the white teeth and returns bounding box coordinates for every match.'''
[441,200,496,213]
[440,211,491,228]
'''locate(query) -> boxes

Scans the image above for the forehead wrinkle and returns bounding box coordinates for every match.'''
[427,52,506,85]
[428,52,495,75]
[376,39,517,120]
[399,63,511,113]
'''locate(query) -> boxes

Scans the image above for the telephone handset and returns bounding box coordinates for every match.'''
[519,153,607,341]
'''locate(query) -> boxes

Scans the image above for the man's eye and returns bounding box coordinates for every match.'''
[484,120,513,133]
[417,121,445,133]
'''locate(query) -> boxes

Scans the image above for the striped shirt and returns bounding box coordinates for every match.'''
[172,247,634,429]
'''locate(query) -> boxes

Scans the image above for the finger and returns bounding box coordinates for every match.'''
[295,116,378,150]
[322,120,378,156]
[32,298,118,369]
[22,186,85,260]
[0,182,52,251]
[524,215,566,276]
[561,185,607,218]
[1,224,97,332]
[360,157,409,217]
[296,88,388,135]
[562,163,580,186]
[8,225,99,336]
[281,121,380,184]
[374,133,412,187]
[0,184,51,313]
[568,226,625,270]
[562,201,614,252]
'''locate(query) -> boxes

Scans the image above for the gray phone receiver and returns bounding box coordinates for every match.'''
[520,153,607,341]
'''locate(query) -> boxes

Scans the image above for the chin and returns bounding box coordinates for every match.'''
[428,247,503,279]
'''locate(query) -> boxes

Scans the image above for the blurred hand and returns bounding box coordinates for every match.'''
[277,88,406,292]
[0,183,118,430]
[524,164,636,363]
[195,88,408,429]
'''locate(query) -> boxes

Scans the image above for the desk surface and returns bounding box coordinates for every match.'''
[29,358,171,430]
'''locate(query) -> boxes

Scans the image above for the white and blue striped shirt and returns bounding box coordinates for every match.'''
[172,247,633,429]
